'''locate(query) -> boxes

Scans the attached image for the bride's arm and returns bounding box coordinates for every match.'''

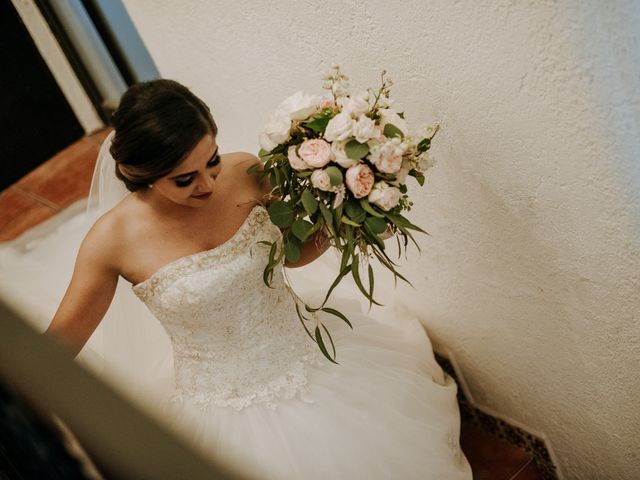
[45,218,120,358]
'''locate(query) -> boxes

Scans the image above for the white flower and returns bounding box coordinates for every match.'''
[310,169,333,191]
[369,137,407,174]
[259,111,291,152]
[277,91,321,121]
[338,93,370,117]
[368,181,402,210]
[352,115,380,143]
[324,111,355,142]
[331,140,359,168]
[416,151,436,172]
[379,108,408,136]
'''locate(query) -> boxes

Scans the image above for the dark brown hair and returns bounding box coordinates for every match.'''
[110,79,218,192]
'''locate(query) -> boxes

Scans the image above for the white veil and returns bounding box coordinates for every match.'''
[83,132,174,411]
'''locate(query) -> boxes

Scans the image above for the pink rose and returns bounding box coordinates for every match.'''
[288,146,309,171]
[298,139,332,168]
[345,164,375,198]
[320,99,337,109]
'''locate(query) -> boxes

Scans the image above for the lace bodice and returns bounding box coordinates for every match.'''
[132,205,322,411]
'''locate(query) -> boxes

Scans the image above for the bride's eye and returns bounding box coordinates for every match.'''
[175,177,194,187]
[207,155,221,168]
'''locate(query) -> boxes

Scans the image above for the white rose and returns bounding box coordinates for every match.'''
[368,181,402,211]
[369,137,406,174]
[331,140,359,168]
[416,151,436,172]
[338,93,370,116]
[352,115,380,143]
[310,169,333,191]
[324,111,355,142]
[379,108,408,136]
[277,91,321,121]
[259,111,291,152]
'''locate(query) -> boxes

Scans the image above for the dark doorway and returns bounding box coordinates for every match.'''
[0,1,84,191]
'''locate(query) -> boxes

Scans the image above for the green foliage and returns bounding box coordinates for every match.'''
[301,189,318,215]
[268,201,294,228]
[284,239,301,262]
[383,123,404,139]
[303,108,336,134]
[345,140,370,160]
[324,166,343,186]
[291,219,314,241]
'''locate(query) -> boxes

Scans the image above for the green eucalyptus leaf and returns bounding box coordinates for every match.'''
[284,240,301,263]
[383,123,404,139]
[268,201,294,228]
[318,202,334,235]
[367,264,375,309]
[315,326,338,364]
[321,323,337,358]
[324,166,343,186]
[340,216,361,227]
[301,189,319,216]
[258,148,271,158]
[364,216,387,234]
[351,255,383,306]
[362,221,386,250]
[321,307,353,329]
[304,114,332,134]
[417,138,431,153]
[345,201,366,223]
[345,139,370,160]
[291,219,314,241]
[360,198,385,218]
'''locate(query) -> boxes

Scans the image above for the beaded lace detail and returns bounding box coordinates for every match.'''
[132,205,323,411]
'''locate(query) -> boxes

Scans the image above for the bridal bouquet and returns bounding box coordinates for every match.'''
[251,66,438,363]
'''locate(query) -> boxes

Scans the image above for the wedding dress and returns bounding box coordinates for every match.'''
[0,133,472,479]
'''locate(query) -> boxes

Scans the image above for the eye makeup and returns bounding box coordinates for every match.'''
[173,152,221,188]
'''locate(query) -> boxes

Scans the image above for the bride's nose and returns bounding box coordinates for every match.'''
[197,172,215,192]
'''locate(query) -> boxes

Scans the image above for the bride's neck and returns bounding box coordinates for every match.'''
[135,189,202,221]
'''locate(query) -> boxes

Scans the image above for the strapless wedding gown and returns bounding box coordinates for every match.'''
[128,204,471,479]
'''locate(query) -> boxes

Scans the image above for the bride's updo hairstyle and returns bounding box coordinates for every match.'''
[110,79,218,192]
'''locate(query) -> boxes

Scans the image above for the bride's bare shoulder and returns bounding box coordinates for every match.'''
[222,152,270,198]
[81,195,142,267]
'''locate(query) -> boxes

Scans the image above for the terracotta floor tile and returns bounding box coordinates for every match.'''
[0,187,58,241]
[15,138,99,209]
[512,458,543,480]
[460,423,532,480]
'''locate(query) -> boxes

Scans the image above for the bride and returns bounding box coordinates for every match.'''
[43,79,472,479]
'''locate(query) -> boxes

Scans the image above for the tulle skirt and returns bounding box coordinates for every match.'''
[161,295,472,480]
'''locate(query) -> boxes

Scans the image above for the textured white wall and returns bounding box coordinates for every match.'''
[121,1,640,478]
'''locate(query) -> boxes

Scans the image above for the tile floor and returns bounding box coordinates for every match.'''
[0,129,544,479]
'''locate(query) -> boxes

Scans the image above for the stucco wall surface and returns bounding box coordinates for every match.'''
[121,1,640,478]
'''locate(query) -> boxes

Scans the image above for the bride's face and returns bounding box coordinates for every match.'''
[151,134,222,207]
